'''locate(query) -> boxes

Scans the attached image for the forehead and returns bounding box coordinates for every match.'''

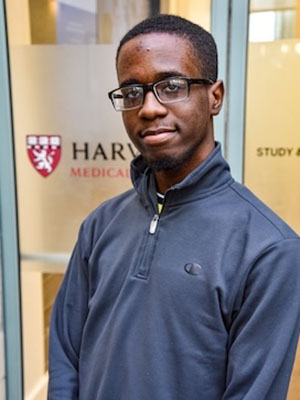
[117,33,201,84]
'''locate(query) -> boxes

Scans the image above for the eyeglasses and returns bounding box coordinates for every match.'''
[108,76,215,111]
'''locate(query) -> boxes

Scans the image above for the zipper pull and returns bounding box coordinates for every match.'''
[149,214,159,234]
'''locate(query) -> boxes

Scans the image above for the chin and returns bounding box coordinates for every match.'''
[147,158,182,171]
[144,140,204,171]
[145,150,194,172]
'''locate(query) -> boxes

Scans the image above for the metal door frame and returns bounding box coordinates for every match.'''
[0,0,23,398]
[212,0,250,183]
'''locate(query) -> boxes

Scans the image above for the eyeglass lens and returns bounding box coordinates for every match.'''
[112,77,189,110]
[112,87,144,110]
[155,78,188,102]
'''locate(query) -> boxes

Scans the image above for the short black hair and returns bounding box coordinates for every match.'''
[117,14,218,82]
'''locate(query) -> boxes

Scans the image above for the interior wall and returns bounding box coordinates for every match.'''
[296,0,300,36]
[28,0,56,44]
[245,39,300,399]
[97,0,150,43]
[5,0,31,45]
[251,0,296,11]
[245,40,300,233]
[160,0,210,30]
[21,271,45,397]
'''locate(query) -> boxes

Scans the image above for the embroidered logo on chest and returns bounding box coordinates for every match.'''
[184,263,202,275]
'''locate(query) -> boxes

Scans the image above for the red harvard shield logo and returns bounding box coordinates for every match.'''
[27,135,61,177]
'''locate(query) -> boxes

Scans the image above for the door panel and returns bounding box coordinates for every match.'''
[5,1,211,398]
[245,1,300,398]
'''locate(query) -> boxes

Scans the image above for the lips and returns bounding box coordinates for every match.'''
[140,127,177,146]
[141,127,176,137]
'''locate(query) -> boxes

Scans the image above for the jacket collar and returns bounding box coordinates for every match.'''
[130,142,233,210]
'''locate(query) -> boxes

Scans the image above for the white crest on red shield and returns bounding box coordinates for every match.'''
[27,135,61,177]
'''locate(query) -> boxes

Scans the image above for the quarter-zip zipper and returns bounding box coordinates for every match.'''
[133,213,160,280]
[149,214,159,234]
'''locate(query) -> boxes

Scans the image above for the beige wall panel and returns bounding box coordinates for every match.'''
[288,342,300,398]
[296,0,300,37]
[251,0,296,11]
[245,39,300,399]
[245,40,300,234]
[97,0,150,43]
[160,0,210,30]
[5,0,31,45]
[28,0,57,44]
[21,271,45,397]
[10,45,134,254]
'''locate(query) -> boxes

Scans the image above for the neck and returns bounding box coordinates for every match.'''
[154,140,215,193]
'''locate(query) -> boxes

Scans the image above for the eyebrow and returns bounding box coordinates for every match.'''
[119,70,185,87]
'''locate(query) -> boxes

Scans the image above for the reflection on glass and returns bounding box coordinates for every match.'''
[5,0,211,399]
[249,0,299,42]
[245,1,300,398]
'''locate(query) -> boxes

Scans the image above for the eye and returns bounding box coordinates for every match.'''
[159,79,186,95]
[164,81,181,92]
[124,87,142,99]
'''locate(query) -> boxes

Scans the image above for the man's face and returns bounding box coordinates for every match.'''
[117,33,220,172]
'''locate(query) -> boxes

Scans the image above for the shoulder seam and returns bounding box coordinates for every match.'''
[244,237,300,283]
[230,236,300,319]
[229,182,286,239]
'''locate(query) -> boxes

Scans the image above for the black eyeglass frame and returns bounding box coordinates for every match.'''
[108,76,215,111]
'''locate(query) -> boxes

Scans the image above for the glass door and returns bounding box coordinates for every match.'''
[5,1,211,398]
[245,1,300,398]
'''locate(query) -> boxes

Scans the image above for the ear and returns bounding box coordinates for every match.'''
[209,80,224,116]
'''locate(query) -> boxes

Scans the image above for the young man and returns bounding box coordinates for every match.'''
[48,15,300,399]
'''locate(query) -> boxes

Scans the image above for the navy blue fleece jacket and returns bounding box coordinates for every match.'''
[48,143,300,399]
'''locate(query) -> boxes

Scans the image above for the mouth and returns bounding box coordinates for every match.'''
[140,127,177,145]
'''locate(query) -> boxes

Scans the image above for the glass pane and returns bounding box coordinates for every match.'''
[5,0,211,398]
[245,1,300,398]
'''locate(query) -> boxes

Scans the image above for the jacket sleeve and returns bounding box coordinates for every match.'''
[222,238,300,400]
[48,223,90,399]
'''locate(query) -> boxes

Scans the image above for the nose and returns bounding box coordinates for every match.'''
[137,91,168,120]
